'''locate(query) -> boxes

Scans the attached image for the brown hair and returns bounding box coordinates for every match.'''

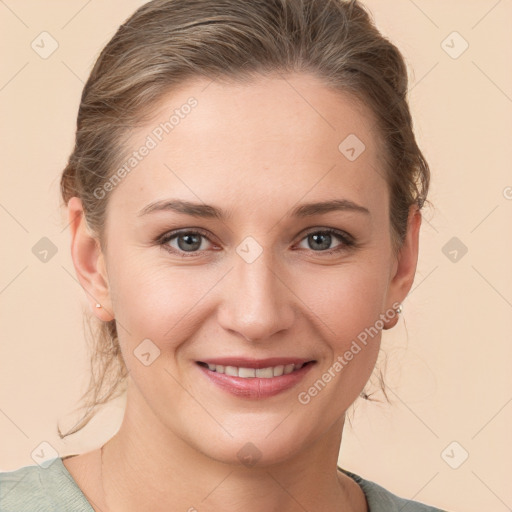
[58,0,430,438]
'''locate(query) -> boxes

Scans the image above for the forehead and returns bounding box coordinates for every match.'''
[106,72,387,219]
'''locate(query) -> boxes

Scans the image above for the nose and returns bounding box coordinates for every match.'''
[217,247,295,343]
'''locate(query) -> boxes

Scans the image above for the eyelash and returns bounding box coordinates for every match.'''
[156,227,356,258]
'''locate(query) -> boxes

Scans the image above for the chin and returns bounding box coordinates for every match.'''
[180,417,322,470]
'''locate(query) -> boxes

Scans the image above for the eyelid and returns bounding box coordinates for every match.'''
[299,227,354,244]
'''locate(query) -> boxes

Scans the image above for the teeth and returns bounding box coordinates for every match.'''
[203,362,306,378]
[273,365,284,377]
[284,363,295,375]
[225,365,238,377]
[255,367,273,378]
[239,367,256,378]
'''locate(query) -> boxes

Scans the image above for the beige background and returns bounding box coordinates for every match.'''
[1,1,511,511]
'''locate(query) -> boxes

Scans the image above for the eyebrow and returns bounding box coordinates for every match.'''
[137,198,370,219]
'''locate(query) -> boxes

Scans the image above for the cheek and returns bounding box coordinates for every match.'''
[109,267,206,392]
[108,255,221,351]
[293,263,388,395]
[295,260,390,342]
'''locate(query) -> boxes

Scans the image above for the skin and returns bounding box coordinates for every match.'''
[64,72,421,512]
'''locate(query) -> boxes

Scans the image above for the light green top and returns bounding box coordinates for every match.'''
[0,457,449,511]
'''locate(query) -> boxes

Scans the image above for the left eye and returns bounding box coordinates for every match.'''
[296,229,353,253]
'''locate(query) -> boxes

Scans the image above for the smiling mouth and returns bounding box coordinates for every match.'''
[196,361,315,379]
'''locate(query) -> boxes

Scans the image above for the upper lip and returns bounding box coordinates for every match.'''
[197,357,315,369]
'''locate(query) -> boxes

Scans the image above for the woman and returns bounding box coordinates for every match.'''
[0,0,449,510]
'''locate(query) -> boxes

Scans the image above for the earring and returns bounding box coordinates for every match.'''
[396,304,403,315]
[95,303,102,308]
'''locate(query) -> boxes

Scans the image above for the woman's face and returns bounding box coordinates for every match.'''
[74,72,420,466]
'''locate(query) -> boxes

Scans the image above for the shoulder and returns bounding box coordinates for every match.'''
[0,458,93,512]
[338,467,450,512]
[0,463,47,511]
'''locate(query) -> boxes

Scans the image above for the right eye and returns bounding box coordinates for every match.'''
[158,229,217,257]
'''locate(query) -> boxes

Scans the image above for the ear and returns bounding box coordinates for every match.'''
[383,204,422,329]
[67,197,114,322]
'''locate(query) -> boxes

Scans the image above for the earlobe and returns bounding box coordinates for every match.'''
[67,197,114,322]
[383,204,422,330]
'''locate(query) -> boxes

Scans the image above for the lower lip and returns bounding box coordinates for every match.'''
[197,362,315,399]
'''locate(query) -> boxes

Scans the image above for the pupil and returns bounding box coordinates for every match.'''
[310,233,330,250]
[178,234,201,251]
